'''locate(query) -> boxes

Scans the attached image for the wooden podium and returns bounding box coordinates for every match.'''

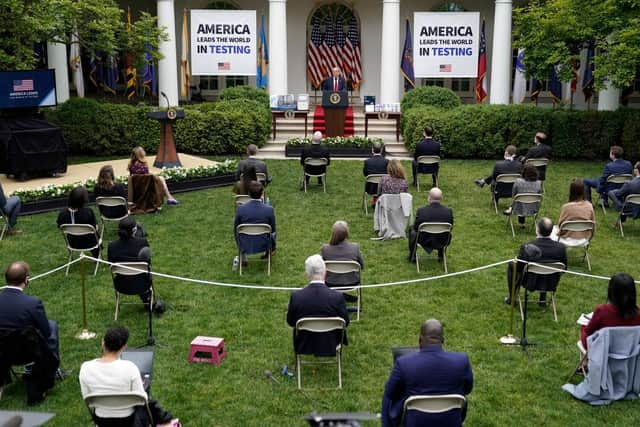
[147,109,185,168]
[322,91,348,137]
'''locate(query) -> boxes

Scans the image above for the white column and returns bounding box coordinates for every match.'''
[47,42,69,104]
[380,0,401,105]
[157,0,179,107]
[489,0,512,105]
[597,80,620,111]
[268,0,288,96]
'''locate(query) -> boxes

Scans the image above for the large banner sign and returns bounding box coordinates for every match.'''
[190,10,256,76]
[413,12,479,78]
[0,70,57,109]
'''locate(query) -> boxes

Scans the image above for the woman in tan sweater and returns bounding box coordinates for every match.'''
[557,179,595,242]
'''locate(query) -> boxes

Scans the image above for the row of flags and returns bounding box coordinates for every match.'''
[307,15,362,90]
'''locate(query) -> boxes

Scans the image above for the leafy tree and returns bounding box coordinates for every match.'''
[0,0,166,71]
[514,0,640,89]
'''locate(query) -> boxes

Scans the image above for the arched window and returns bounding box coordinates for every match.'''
[307,4,361,91]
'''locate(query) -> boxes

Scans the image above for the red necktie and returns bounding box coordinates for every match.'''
[334,79,338,92]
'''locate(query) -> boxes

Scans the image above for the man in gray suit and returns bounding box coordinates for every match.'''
[236,144,271,185]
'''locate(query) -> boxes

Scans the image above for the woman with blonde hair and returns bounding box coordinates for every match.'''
[377,159,408,196]
[128,146,179,205]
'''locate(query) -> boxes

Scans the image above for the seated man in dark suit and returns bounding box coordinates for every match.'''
[322,67,346,92]
[236,144,271,185]
[521,131,551,180]
[300,131,331,187]
[286,255,349,357]
[583,145,633,206]
[408,188,453,263]
[234,181,276,261]
[474,144,522,188]
[0,261,61,404]
[609,161,640,225]
[505,217,567,305]
[363,141,389,196]
[412,126,441,187]
[381,319,473,427]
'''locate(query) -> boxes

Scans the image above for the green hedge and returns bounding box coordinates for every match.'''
[403,105,640,160]
[218,85,270,107]
[45,96,271,156]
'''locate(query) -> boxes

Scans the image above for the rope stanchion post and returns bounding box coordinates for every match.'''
[76,255,96,340]
[500,258,519,345]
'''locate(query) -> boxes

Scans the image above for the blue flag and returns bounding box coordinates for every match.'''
[582,41,595,102]
[256,15,269,89]
[548,66,562,105]
[401,19,415,91]
[142,42,157,96]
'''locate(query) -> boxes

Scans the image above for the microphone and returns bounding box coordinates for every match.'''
[160,91,171,108]
[264,370,280,384]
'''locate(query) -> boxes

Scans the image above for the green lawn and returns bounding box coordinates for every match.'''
[1,158,640,426]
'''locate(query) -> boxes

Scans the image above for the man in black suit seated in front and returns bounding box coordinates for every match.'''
[300,131,331,188]
[236,144,271,185]
[408,188,453,263]
[322,67,347,92]
[504,217,567,305]
[0,261,61,404]
[234,181,276,260]
[474,144,522,188]
[412,126,441,187]
[521,131,551,180]
[286,254,349,357]
[363,141,389,196]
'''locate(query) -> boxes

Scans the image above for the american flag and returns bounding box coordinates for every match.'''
[322,16,339,75]
[13,79,34,92]
[307,16,324,89]
[335,18,350,79]
[440,64,452,72]
[218,62,230,71]
[345,16,362,89]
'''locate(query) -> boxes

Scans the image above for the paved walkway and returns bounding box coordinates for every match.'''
[1,153,216,194]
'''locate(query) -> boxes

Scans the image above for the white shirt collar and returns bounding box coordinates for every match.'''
[4,285,23,292]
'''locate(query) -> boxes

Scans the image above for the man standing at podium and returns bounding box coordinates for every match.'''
[322,67,346,92]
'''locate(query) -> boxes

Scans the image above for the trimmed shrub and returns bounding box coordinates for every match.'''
[218,85,270,107]
[401,86,461,112]
[403,105,640,161]
[45,96,271,156]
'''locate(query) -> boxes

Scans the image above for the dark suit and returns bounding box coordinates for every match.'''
[363,154,389,195]
[57,207,100,257]
[408,202,453,261]
[507,237,567,299]
[234,199,276,253]
[0,287,59,359]
[322,76,346,91]
[609,176,640,221]
[412,138,442,185]
[523,143,551,180]
[382,345,473,427]
[584,158,633,204]
[236,157,270,184]
[0,182,21,228]
[286,282,349,356]
[301,143,331,183]
[485,159,522,201]
[108,237,152,304]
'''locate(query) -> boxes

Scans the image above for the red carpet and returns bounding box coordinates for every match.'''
[312,106,354,137]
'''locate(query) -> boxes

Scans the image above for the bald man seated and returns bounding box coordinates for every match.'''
[408,188,453,263]
[381,319,473,427]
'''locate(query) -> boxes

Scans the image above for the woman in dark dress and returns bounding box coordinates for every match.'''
[95,165,128,218]
[56,186,99,256]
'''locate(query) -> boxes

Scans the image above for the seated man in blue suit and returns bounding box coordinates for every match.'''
[233,181,276,262]
[583,145,632,207]
[382,319,473,427]
[0,261,61,404]
[322,67,346,92]
[609,161,640,225]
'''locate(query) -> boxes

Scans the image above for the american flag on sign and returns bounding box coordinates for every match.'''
[13,79,34,91]
[217,62,231,71]
[439,64,452,72]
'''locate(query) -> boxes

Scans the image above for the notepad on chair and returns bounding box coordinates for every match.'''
[577,312,593,326]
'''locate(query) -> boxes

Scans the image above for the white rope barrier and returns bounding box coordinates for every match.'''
[29,257,83,282]
[514,258,627,282]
